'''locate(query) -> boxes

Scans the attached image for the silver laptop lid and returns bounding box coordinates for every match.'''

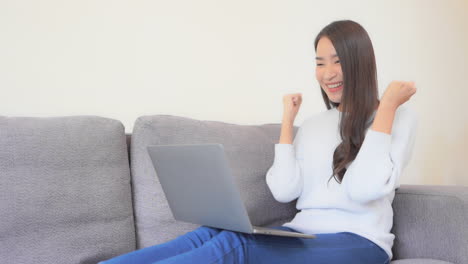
[147,143,254,233]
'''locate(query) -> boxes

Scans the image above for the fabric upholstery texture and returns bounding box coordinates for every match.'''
[390,259,454,264]
[391,185,467,264]
[0,116,136,264]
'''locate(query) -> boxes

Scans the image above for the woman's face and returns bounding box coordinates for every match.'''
[315,37,343,104]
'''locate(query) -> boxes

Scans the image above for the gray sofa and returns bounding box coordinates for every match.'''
[1,115,466,264]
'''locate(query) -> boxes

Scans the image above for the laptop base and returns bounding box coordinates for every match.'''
[252,226,316,239]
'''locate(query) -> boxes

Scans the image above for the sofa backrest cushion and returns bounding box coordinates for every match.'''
[131,115,298,248]
[391,185,468,263]
[0,116,136,264]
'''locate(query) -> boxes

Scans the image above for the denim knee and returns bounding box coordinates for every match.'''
[185,226,222,242]
[218,230,251,245]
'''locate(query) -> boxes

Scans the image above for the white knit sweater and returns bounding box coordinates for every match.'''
[266,104,417,260]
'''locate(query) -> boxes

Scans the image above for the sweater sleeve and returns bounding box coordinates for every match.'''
[342,106,418,204]
[265,124,304,203]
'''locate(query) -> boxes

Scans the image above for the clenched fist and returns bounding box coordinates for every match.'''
[282,93,302,122]
[381,81,417,109]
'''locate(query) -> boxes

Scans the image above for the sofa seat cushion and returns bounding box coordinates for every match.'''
[131,115,298,248]
[0,116,135,264]
[391,259,454,264]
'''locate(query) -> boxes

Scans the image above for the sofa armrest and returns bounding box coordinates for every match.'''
[391,184,468,264]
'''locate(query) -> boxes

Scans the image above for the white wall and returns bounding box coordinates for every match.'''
[1,0,467,186]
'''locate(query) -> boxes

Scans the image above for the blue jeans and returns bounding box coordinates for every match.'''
[99,226,390,264]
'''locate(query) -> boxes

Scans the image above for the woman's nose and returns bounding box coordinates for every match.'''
[324,66,337,80]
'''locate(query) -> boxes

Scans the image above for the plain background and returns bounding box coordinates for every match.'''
[1,0,467,186]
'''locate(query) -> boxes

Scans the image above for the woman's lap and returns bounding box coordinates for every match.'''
[100,226,389,264]
[211,226,389,264]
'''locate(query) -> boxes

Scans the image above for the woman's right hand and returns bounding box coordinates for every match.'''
[282,93,302,122]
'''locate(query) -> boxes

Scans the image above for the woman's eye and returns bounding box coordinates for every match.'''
[335,60,340,64]
[316,64,323,66]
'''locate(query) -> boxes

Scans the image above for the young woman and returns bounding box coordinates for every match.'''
[100,19,417,264]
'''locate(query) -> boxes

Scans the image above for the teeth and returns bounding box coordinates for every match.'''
[328,82,343,88]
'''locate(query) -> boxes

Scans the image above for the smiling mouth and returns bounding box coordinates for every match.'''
[327,82,343,93]
[326,81,343,88]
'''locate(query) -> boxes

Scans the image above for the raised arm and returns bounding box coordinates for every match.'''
[266,93,304,203]
[342,81,418,203]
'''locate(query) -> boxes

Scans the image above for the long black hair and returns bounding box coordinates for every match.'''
[314,20,380,184]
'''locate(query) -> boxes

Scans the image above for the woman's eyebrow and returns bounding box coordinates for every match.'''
[315,54,339,60]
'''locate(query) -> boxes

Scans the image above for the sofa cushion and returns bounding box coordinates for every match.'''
[0,116,135,264]
[391,185,468,264]
[131,115,298,248]
[391,259,454,264]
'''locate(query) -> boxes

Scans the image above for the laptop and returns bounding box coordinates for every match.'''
[146,143,316,239]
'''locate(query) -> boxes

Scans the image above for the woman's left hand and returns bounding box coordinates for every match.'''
[381,81,417,109]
